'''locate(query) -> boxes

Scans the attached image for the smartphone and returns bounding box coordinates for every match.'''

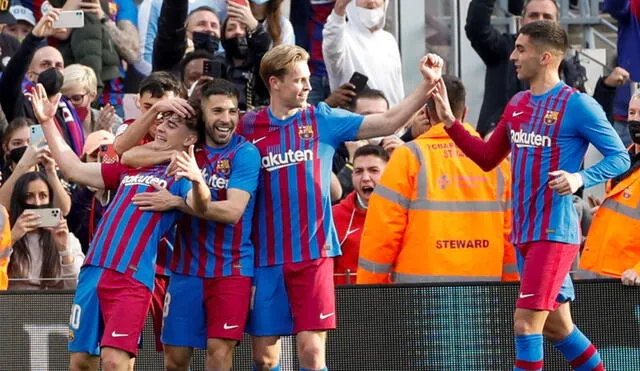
[203,59,224,78]
[230,0,248,5]
[98,144,119,164]
[29,125,46,148]
[52,10,85,29]
[28,208,62,228]
[349,72,369,94]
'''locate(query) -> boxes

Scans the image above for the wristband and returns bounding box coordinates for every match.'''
[58,248,73,257]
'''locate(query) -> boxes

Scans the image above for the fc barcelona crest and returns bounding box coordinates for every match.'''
[298,124,314,140]
[544,110,559,125]
[216,159,231,175]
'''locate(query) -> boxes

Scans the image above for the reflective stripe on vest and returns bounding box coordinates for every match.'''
[373,141,507,212]
[358,257,392,274]
[601,198,640,220]
[502,263,519,275]
[391,272,501,283]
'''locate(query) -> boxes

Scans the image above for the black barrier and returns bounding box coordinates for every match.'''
[1,280,639,370]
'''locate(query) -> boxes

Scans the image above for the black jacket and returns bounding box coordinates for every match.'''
[465,0,612,136]
[0,34,82,154]
[152,0,188,76]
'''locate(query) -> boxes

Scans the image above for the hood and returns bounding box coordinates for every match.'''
[417,122,481,141]
[345,0,389,32]
[333,191,364,215]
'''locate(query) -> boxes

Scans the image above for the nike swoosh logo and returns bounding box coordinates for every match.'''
[111,331,129,338]
[223,323,239,330]
[513,111,524,117]
[320,312,334,320]
[519,293,535,299]
[252,136,267,144]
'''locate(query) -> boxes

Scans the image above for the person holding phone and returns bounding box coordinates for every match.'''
[322,0,404,106]
[6,171,83,290]
[0,118,72,217]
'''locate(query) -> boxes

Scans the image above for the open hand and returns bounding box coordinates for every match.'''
[175,145,204,183]
[26,83,62,124]
[11,210,41,242]
[152,98,196,118]
[227,0,258,32]
[132,182,181,211]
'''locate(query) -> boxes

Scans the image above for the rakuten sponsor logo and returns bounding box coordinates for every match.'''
[122,175,168,188]
[510,129,552,148]
[201,168,229,190]
[261,149,313,171]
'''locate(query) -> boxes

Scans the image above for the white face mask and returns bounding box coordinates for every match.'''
[356,6,384,30]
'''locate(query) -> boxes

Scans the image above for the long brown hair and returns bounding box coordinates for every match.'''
[265,0,283,46]
[8,172,61,289]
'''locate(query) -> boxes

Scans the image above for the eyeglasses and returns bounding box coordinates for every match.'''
[67,92,89,105]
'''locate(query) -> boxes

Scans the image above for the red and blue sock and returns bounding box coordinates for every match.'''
[514,334,544,371]
[553,326,604,370]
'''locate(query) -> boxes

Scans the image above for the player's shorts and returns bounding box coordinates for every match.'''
[161,273,251,348]
[246,257,336,336]
[515,241,578,311]
[149,274,170,352]
[68,266,152,356]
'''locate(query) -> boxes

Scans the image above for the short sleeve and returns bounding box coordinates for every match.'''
[101,163,126,190]
[115,0,138,24]
[228,143,261,194]
[315,102,364,147]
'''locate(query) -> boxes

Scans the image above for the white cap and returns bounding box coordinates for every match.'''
[9,5,36,27]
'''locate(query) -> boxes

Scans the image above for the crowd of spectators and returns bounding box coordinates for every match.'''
[0,0,637,292]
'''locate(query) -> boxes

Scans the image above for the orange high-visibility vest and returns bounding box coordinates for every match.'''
[0,206,11,290]
[581,157,640,277]
[358,123,517,284]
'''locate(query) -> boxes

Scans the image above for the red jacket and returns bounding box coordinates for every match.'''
[332,192,367,285]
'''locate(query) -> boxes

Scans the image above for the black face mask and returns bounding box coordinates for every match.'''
[38,67,64,96]
[8,146,27,164]
[222,36,249,59]
[192,32,220,55]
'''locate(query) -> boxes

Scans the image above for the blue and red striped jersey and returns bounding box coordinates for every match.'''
[171,135,260,277]
[308,0,333,77]
[84,163,191,290]
[502,82,628,245]
[237,103,364,267]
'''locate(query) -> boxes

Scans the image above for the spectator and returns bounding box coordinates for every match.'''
[0,205,11,290]
[60,64,122,136]
[153,1,222,76]
[0,125,73,217]
[601,0,640,146]
[323,0,405,106]
[1,117,31,183]
[465,0,617,137]
[0,10,85,156]
[5,5,36,42]
[67,130,115,252]
[290,0,335,104]
[332,144,388,285]
[180,49,216,90]
[78,0,142,119]
[7,171,83,290]
[580,92,640,285]
[51,0,122,102]
[243,0,295,46]
[0,17,20,73]
[221,6,273,111]
[358,75,517,284]
[334,89,403,196]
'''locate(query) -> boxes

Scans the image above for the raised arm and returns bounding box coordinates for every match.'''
[465,0,514,65]
[356,54,443,140]
[113,98,195,155]
[152,0,188,73]
[29,85,105,189]
[432,79,511,171]
[120,142,176,168]
[322,0,350,83]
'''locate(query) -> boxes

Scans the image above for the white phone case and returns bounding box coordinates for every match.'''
[29,208,62,228]
[52,10,85,29]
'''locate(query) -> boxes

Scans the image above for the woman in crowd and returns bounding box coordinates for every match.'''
[1,117,31,184]
[221,1,272,110]
[0,120,71,215]
[229,0,294,46]
[7,172,83,290]
[60,64,122,136]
